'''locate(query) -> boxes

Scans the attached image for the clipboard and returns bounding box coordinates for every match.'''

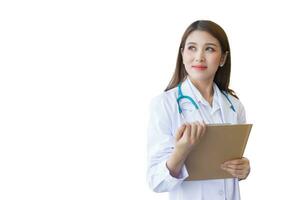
[185,124,252,181]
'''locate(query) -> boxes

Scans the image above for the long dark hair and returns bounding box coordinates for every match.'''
[165,20,238,99]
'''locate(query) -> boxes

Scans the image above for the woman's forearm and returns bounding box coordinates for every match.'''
[166,148,189,178]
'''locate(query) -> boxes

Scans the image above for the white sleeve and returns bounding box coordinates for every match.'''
[147,94,188,193]
[237,101,247,124]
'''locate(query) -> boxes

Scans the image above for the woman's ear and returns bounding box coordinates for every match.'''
[220,51,229,67]
[180,47,184,56]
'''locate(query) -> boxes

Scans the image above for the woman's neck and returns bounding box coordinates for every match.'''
[188,77,214,105]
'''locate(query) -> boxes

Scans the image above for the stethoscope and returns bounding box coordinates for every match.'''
[176,79,236,122]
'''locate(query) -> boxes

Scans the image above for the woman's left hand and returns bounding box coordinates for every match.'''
[221,157,250,180]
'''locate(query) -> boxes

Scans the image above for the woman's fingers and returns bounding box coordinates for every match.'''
[195,121,203,138]
[175,123,186,141]
[221,157,251,179]
[190,122,197,143]
[176,121,207,151]
[223,159,246,165]
[191,121,205,144]
[221,167,245,178]
[224,164,247,170]
[200,120,206,136]
[185,123,191,138]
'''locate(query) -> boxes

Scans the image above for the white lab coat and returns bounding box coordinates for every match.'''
[147,77,246,200]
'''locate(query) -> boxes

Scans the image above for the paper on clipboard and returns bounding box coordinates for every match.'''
[185,124,252,181]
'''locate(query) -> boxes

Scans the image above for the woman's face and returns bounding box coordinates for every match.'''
[181,30,226,82]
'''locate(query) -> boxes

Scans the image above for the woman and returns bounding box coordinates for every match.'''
[147,20,250,199]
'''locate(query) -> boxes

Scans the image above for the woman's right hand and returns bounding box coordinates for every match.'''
[166,121,206,178]
[175,121,206,154]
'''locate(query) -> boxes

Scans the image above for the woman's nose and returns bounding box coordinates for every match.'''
[195,51,205,62]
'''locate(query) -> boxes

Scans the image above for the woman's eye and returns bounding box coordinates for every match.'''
[187,46,196,51]
[206,47,215,52]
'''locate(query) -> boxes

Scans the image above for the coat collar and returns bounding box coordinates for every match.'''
[180,77,237,123]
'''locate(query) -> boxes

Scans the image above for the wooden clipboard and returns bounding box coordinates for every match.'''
[185,124,252,181]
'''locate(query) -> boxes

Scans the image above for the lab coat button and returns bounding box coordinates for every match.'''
[218,190,224,195]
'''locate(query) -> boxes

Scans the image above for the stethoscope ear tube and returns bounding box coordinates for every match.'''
[220,90,236,112]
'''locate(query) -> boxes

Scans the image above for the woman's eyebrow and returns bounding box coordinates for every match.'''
[186,42,197,45]
[205,42,218,46]
[186,42,218,46]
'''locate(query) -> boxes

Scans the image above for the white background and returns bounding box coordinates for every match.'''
[1,0,300,199]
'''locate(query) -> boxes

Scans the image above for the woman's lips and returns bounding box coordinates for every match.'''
[192,65,207,70]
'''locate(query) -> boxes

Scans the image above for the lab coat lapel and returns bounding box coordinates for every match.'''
[180,78,204,103]
[216,88,238,124]
[178,79,203,121]
[179,78,202,110]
